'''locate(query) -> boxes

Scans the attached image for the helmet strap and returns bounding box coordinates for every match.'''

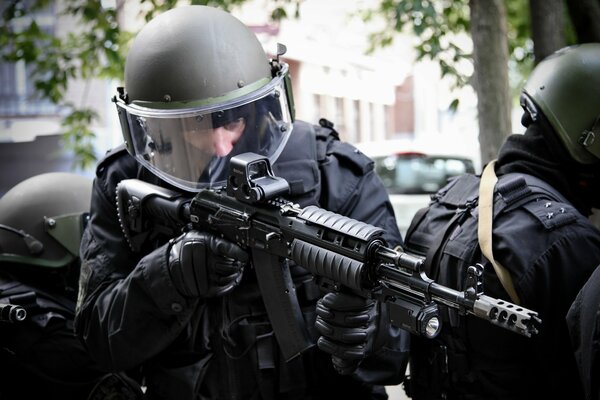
[520,93,539,123]
[579,115,600,147]
[0,224,44,255]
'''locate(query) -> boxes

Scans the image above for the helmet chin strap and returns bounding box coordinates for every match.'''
[519,93,539,127]
[0,224,44,255]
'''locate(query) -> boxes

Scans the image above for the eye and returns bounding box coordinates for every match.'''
[223,117,245,131]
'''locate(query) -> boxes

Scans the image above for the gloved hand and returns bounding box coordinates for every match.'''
[315,292,380,375]
[168,231,248,298]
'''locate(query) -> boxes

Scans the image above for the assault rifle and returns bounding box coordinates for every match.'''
[116,152,541,361]
[0,303,27,323]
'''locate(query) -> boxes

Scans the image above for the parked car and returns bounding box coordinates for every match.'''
[372,152,476,238]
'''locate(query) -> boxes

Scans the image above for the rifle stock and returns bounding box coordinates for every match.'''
[116,153,541,361]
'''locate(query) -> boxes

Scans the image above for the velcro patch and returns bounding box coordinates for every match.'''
[522,199,577,230]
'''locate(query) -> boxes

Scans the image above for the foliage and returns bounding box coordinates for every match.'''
[359,0,544,110]
[505,0,534,101]
[61,105,98,170]
[1,0,128,170]
[141,0,301,22]
[361,0,471,92]
[0,0,302,170]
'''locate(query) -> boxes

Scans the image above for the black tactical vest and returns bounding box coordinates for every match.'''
[196,119,382,400]
[403,172,571,400]
[96,119,382,400]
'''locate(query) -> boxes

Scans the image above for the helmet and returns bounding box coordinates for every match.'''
[0,173,92,268]
[114,5,295,191]
[521,43,600,165]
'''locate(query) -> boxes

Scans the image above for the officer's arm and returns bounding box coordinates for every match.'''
[75,157,199,371]
[319,145,409,384]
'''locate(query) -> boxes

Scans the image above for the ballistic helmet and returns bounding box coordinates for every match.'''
[115,5,295,191]
[521,43,600,164]
[0,173,92,268]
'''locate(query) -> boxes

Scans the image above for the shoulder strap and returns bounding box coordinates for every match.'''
[408,174,479,278]
[273,121,319,197]
[315,118,339,163]
[97,143,127,168]
[500,173,568,204]
[478,160,520,304]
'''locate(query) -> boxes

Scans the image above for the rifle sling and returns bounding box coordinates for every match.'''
[478,160,521,304]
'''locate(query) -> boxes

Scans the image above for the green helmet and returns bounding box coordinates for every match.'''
[0,173,92,268]
[115,5,295,191]
[522,43,600,165]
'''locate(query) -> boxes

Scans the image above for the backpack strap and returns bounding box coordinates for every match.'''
[423,208,470,280]
[478,160,521,304]
[408,174,480,279]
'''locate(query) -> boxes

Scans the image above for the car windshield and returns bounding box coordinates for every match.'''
[374,153,475,194]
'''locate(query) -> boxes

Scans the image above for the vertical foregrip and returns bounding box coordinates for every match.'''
[290,239,365,291]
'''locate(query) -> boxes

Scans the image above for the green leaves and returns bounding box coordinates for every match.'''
[61,105,98,170]
[1,0,303,170]
[1,0,126,170]
[361,0,539,111]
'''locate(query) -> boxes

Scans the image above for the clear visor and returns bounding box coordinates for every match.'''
[116,73,293,191]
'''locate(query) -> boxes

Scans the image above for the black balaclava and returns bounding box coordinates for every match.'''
[496,111,600,216]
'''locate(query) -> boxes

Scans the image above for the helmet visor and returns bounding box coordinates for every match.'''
[116,74,293,191]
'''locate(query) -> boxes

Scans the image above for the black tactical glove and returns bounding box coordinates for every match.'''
[168,231,248,298]
[315,292,380,375]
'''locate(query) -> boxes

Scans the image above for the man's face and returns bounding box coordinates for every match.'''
[120,79,292,191]
[183,117,246,157]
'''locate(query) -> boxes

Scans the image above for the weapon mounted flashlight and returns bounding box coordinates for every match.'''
[388,296,442,339]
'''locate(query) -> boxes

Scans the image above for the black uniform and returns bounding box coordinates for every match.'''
[567,264,600,400]
[75,120,409,400]
[403,117,600,400]
[0,265,107,400]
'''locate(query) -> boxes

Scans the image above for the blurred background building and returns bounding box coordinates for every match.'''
[0,0,485,196]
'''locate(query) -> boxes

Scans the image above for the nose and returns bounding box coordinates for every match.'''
[212,127,234,157]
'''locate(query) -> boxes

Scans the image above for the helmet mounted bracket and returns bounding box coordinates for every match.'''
[270,43,295,122]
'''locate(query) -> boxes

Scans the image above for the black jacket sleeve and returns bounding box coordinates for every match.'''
[491,203,600,398]
[75,150,201,371]
[566,264,600,400]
